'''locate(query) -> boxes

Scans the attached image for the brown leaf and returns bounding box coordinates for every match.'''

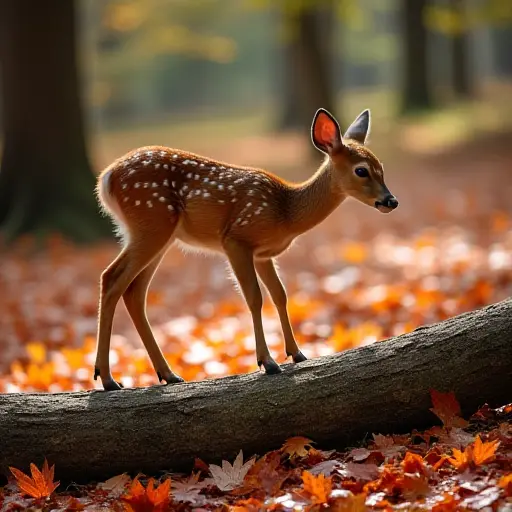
[429,390,469,429]
[281,436,314,458]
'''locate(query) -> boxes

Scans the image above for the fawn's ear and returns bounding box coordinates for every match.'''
[311,108,342,154]
[344,109,371,144]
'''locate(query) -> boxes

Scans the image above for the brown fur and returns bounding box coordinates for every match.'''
[93,111,396,389]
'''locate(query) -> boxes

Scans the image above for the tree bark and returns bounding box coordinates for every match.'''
[0,0,112,244]
[450,0,473,98]
[1,299,511,484]
[401,0,433,113]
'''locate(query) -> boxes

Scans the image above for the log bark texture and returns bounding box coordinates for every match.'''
[1,299,511,483]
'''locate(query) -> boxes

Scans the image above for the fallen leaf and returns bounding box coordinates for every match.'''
[329,490,367,511]
[340,462,380,482]
[310,460,341,477]
[281,436,314,458]
[498,473,512,496]
[301,470,332,504]
[401,452,427,476]
[430,390,469,429]
[121,477,171,512]
[349,448,371,462]
[209,450,255,491]
[9,459,59,499]
[97,473,131,497]
[471,435,500,466]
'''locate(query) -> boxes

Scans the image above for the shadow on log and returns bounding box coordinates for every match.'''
[1,299,511,483]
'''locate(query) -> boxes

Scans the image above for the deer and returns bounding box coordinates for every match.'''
[94,108,398,391]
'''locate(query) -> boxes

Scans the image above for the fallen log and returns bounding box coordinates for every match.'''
[1,299,511,483]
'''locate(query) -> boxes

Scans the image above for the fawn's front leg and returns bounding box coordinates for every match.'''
[255,259,307,363]
[223,239,281,374]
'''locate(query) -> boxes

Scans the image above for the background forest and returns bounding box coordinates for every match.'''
[0,1,512,511]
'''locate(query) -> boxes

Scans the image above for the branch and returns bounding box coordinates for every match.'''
[1,299,511,483]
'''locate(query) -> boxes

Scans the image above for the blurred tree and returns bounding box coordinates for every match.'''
[450,0,473,98]
[277,1,335,132]
[0,0,111,243]
[401,0,433,113]
[492,27,512,77]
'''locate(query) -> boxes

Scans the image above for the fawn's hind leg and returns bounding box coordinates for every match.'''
[94,222,177,391]
[123,247,183,385]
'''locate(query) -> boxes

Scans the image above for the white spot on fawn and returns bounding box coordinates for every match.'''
[135,200,141,206]
[218,199,225,204]
[122,184,128,190]
[199,163,205,168]
[168,204,174,211]
[231,198,237,203]
[194,174,199,180]
[203,177,209,183]
[143,183,149,188]
[155,164,161,169]
[147,200,153,207]
[241,220,249,226]
[248,190,254,195]
[160,151,166,157]
[172,154,178,159]
[143,160,150,166]
[152,182,158,188]
[210,181,217,186]
[128,169,136,175]
[172,181,176,188]
[203,192,211,198]
[263,202,268,207]
[218,184,224,190]
[153,192,159,197]
[159,196,166,202]
[163,179,169,186]
[123,197,129,202]
[163,164,169,170]
[211,166,216,171]
[189,160,198,166]
[134,183,140,188]
[187,173,192,179]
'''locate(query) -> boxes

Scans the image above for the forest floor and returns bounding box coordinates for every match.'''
[0,114,511,510]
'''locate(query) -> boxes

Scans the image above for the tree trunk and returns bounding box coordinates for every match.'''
[450,0,473,98]
[277,2,336,133]
[401,0,433,113]
[1,299,511,484]
[0,0,112,244]
[492,27,512,78]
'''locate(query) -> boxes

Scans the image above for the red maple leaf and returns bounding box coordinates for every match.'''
[121,476,171,512]
[9,459,59,499]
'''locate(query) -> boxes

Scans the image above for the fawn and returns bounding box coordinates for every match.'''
[94,108,398,390]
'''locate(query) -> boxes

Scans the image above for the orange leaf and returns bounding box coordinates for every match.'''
[401,452,427,475]
[281,436,314,458]
[471,435,500,466]
[122,477,171,512]
[9,459,59,499]
[498,473,512,496]
[302,470,332,504]
[447,447,470,471]
[429,390,469,429]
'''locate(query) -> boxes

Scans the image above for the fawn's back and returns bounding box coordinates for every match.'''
[99,147,298,258]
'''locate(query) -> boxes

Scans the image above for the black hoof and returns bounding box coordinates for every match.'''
[94,367,100,380]
[292,351,308,363]
[157,371,185,384]
[258,359,282,375]
[102,379,124,391]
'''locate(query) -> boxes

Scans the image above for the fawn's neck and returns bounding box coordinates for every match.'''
[288,159,346,234]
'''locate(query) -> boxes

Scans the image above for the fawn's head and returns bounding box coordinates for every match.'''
[311,108,398,213]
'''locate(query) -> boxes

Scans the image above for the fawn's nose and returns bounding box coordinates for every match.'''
[384,195,399,209]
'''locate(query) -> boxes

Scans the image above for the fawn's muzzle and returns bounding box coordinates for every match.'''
[375,195,399,213]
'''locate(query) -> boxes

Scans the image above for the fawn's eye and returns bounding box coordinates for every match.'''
[355,166,369,178]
